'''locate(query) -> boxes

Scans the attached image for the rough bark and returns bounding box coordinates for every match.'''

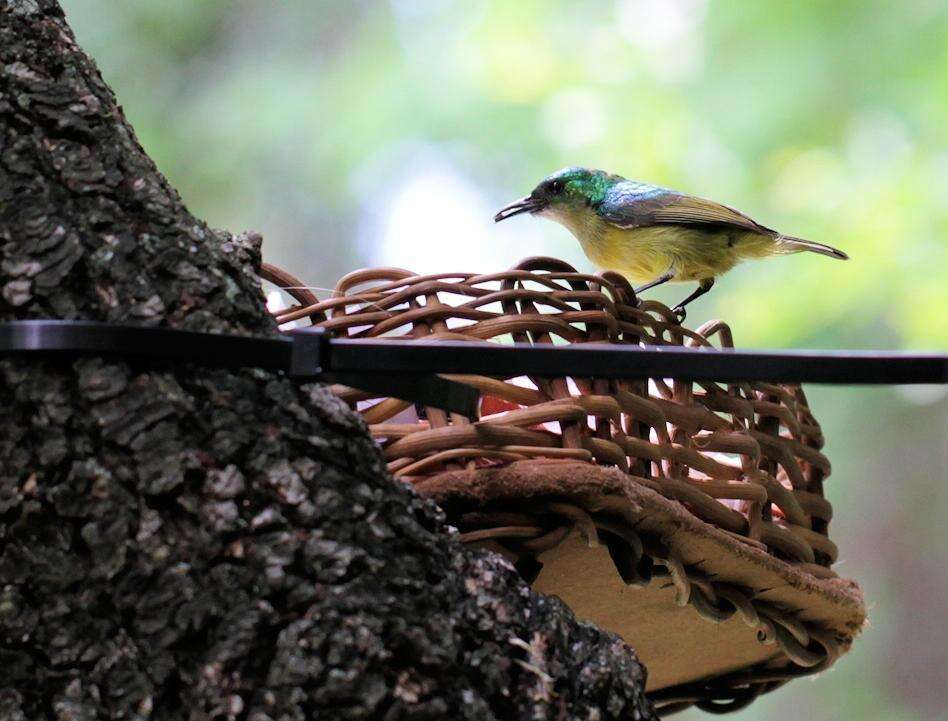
[0,2,656,719]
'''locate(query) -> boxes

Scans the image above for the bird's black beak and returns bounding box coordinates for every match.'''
[493,195,545,222]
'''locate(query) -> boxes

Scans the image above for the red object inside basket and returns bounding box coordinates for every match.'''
[479,395,521,417]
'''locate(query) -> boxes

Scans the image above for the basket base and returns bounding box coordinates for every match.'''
[532,532,780,691]
[417,460,866,711]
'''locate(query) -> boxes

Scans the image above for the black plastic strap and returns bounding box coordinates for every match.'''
[325,337,948,385]
[0,321,480,418]
[1,322,945,422]
[0,320,293,372]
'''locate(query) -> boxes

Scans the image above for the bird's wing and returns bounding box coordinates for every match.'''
[598,186,775,236]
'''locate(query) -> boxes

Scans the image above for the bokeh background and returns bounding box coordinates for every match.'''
[61,1,946,719]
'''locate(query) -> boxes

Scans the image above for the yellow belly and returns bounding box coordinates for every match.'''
[566,220,776,283]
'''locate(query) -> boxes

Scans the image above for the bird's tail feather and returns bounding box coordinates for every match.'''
[775,235,849,260]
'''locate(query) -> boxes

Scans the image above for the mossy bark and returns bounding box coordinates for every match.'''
[0,2,656,719]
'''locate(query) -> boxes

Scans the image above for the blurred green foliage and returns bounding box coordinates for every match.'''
[62,2,946,719]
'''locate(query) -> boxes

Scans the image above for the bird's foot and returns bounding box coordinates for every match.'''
[672,306,687,324]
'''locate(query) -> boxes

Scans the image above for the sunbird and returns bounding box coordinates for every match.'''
[494,167,848,317]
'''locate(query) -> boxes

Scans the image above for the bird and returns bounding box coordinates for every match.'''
[494,167,848,318]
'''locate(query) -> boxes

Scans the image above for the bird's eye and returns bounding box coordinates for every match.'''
[548,179,565,195]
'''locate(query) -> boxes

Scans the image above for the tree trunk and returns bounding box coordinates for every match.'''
[0,2,656,720]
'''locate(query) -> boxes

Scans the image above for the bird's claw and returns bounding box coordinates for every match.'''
[672,306,687,323]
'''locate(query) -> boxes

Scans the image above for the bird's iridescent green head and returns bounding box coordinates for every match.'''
[494,167,619,222]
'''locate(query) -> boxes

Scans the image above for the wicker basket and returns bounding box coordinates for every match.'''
[263,257,865,716]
